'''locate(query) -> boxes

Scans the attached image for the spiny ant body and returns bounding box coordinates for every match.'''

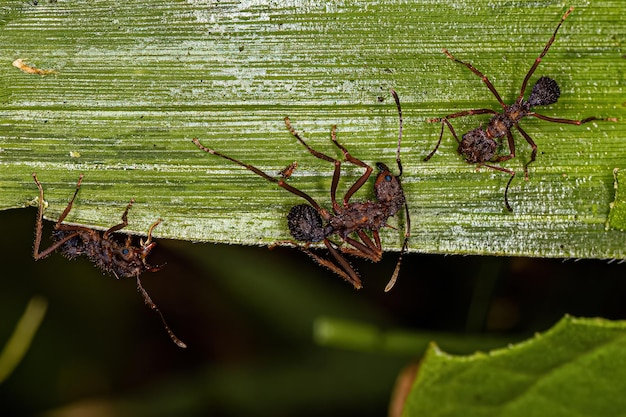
[425,7,612,211]
[193,89,409,292]
[32,173,186,348]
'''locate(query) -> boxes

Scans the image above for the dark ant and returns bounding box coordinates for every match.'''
[31,173,187,348]
[425,7,612,211]
[192,89,409,292]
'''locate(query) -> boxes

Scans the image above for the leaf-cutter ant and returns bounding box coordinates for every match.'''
[192,89,409,291]
[424,7,613,211]
[31,173,186,348]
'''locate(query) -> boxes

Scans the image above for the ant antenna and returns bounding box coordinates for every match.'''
[391,89,404,177]
[385,89,411,292]
[136,277,187,348]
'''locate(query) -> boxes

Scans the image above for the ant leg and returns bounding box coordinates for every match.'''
[517,113,606,179]
[481,164,516,212]
[136,276,187,348]
[530,113,608,126]
[357,229,382,256]
[425,109,499,161]
[280,240,363,289]
[32,172,50,259]
[323,240,363,289]
[328,124,374,206]
[340,231,382,262]
[429,109,499,125]
[193,137,328,216]
[284,116,337,164]
[103,199,134,238]
[143,218,162,246]
[424,119,451,161]
[493,130,517,164]
[284,118,344,212]
[513,125,537,180]
[503,173,516,213]
[518,7,574,102]
[139,219,162,268]
[442,48,506,108]
[193,138,281,185]
[278,161,298,179]
[32,173,85,260]
[36,173,84,229]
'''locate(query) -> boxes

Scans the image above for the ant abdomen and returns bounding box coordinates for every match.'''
[52,230,83,259]
[287,204,327,242]
[528,76,561,107]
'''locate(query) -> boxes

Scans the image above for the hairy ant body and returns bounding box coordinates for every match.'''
[32,173,186,348]
[425,7,611,211]
[193,89,409,291]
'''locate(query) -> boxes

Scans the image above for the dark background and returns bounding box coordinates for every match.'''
[1,206,626,416]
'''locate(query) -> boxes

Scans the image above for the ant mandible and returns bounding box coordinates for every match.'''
[31,173,187,348]
[192,89,409,292]
[424,7,611,211]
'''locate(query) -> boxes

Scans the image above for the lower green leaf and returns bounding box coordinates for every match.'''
[402,316,626,417]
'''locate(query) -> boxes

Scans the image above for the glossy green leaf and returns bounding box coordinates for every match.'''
[402,316,626,417]
[1,1,625,258]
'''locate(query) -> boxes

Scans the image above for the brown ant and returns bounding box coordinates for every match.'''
[31,173,187,348]
[425,7,612,211]
[192,89,409,292]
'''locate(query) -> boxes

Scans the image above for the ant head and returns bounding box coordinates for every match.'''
[374,163,406,215]
[459,128,497,164]
[107,240,159,278]
[287,204,326,242]
[527,76,560,107]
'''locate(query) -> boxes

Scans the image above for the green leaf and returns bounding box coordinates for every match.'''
[1,1,625,258]
[607,168,626,230]
[402,316,626,417]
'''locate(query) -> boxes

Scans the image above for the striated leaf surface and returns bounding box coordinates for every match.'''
[1,1,625,258]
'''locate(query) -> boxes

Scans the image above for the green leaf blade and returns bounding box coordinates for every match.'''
[403,316,626,417]
[1,1,625,258]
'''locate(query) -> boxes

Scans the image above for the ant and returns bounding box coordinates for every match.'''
[192,89,409,292]
[424,7,612,211]
[31,173,187,348]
